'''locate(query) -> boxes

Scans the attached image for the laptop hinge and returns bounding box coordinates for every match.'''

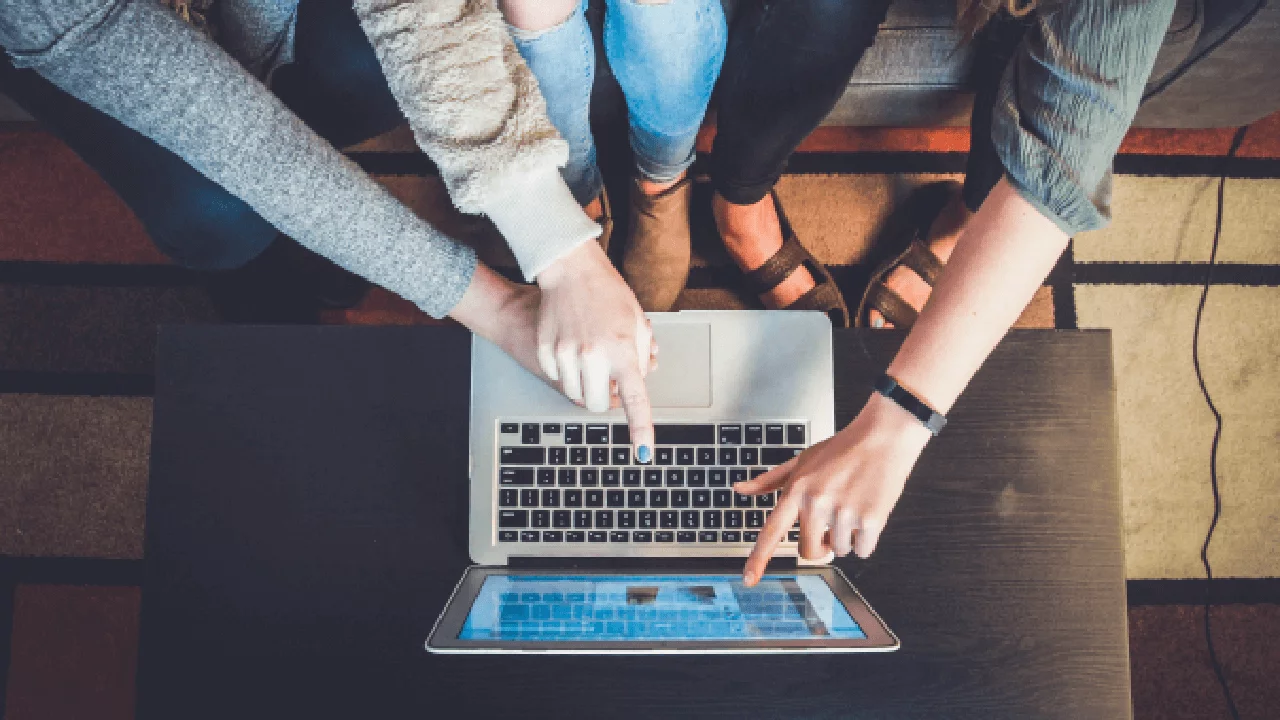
[506,556,799,571]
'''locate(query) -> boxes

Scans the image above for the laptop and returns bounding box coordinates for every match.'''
[427,310,898,653]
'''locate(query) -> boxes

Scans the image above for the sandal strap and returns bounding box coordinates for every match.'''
[902,239,945,286]
[741,233,809,296]
[867,283,919,328]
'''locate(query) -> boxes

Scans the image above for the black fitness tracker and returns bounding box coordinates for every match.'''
[874,373,947,436]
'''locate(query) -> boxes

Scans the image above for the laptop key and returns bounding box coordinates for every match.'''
[610,531,629,543]
[692,490,711,508]
[500,468,534,486]
[699,531,719,543]
[500,422,519,434]
[644,469,663,487]
[595,510,614,528]
[538,468,556,486]
[612,447,631,465]
[677,531,697,543]
[676,447,695,465]
[745,424,763,445]
[587,425,610,444]
[628,490,647,508]
[713,490,732,508]
[649,490,668,508]
[565,490,582,507]
[567,531,586,542]
[570,447,589,465]
[659,511,678,529]
[656,531,675,543]
[588,531,608,542]
[688,468,707,487]
[735,492,753,508]
[501,447,545,465]
[623,469,642,487]
[633,531,653,542]
[725,510,742,528]
[607,490,625,508]
[591,448,610,465]
[618,511,636,528]
[751,468,769,480]
[522,424,540,445]
[653,424,715,445]
[703,510,722,529]
[520,531,540,542]
[756,493,775,508]
[765,424,784,445]
[761,447,801,465]
[666,469,685,487]
[612,424,630,445]
[722,531,742,543]
[543,423,561,434]
[543,531,563,542]
[553,510,571,528]
[744,531,759,542]
[656,447,674,465]
[740,447,759,465]
[499,530,518,542]
[549,447,567,466]
[564,424,584,444]
[697,448,717,465]
[586,490,604,507]
[718,425,742,445]
[542,489,560,507]
[520,489,538,507]
[719,448,738,466]
[747,510,764,528]
[639,510,657,528]
[573,510,592,528]
[787,530,801,542]
[680,511,700,529]
[532,510,550,528]
[602,469,621,486]
[580,468,598,487]
[499,489,517,507]
[787,424,806,445]
[709,469,728,487]
[730,468,748,485]
[671,490,690,508]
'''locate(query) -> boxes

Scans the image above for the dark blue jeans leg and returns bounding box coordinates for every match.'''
[962,12,1034,213]
[0,0,404,270]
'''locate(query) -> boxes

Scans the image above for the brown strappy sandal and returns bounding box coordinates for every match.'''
[740,191,851,328]
[855,181,960,329]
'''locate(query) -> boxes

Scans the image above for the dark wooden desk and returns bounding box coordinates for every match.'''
[139,326,1129,719]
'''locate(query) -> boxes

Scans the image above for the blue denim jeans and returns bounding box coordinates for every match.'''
[511,0,727,206]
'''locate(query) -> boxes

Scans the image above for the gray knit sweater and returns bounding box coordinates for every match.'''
[0,0,601,318]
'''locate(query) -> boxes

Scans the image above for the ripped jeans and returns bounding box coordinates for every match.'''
[509,0,727,205]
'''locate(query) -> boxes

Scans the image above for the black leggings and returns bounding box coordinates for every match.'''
[0,0,403,271]
[711,0,1031,212]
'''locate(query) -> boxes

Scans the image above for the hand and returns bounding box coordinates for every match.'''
[534,240,657,457]
[734,393,934,586]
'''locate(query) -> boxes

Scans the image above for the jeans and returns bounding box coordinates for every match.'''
[711,0,892,205]
[0,0,402,271]
[511,0,727,205]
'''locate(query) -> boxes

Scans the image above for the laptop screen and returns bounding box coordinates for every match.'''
[457,574,866,642]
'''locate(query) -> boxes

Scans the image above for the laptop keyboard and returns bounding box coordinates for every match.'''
[495,422,807,545]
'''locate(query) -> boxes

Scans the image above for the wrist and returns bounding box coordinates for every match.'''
[856,392,935,449]
[449,263,523,339]
[535,239,605,291]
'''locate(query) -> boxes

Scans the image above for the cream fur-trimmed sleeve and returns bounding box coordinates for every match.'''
[355,0,600,280]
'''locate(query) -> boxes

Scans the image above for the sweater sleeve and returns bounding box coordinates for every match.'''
[0,0,476,318]
[354,0,600,281]
[991,0,1177,236]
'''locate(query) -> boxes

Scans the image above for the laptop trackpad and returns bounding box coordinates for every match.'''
[645,322,711,408]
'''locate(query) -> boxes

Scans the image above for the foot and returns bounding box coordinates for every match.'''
[620,172,694,312]
[713,191,817,308]
[867,195,971,328]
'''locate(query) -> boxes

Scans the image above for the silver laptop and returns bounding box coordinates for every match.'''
[427,310,898,653]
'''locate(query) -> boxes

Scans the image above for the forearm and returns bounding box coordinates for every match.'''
[886,178,1069,414]
[6,0,476,317]
[355,0,599,280]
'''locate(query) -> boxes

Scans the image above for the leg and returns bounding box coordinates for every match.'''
[710,0,890,309]
[502,0,605,209]
[0,55,277,271]
[865,11,1032,328]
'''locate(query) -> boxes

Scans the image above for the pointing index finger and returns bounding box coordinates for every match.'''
[742,491,801,587]
[614,363,654,461]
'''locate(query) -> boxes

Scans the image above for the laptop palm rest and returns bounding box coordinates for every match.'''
[646,322,711,408]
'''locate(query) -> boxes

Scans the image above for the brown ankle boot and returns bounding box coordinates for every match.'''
[621,175,693,312]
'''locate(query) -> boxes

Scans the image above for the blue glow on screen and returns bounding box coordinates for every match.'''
[458,574,865,641]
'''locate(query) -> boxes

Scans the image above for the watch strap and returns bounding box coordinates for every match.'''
[874,373,947,436]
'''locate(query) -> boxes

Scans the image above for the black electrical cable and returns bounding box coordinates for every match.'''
[1193,124,1249,720]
